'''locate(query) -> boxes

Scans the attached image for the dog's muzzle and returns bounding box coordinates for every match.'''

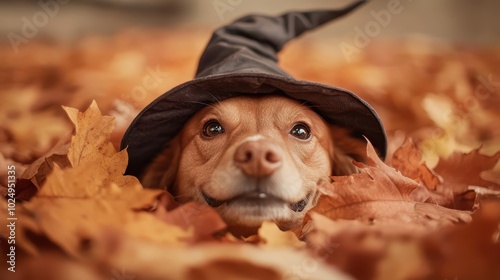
[202,191,309,212]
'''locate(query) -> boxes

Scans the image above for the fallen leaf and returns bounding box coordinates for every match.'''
[18,136,71,190]
[305,202,500,280]
[64,100,116,167]
[1,102,190,259]
[392,138,440,191]
[434,148,500,193]
[257,221,305,248]
[481,166,500,186]
[153,200,227,242]
[305,213,429,280]
[312,141,470,227]
[95,234,352,280]
[392,138,456,207]
[0,89,71,163]
[422,201,500,279]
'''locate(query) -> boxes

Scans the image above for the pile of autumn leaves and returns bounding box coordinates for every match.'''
[1,100,499,280]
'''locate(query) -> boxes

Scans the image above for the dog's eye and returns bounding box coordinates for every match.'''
[202,121,225,138]
[290,123,311,140]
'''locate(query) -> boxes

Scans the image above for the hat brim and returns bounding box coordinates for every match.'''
[120,72,387,177]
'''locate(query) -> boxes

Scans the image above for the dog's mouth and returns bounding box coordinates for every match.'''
[202,191,309,212]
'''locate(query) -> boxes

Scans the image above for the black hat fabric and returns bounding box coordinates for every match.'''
[121,0,387,177]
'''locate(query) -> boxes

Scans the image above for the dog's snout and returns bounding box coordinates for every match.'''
[234,140,282,178]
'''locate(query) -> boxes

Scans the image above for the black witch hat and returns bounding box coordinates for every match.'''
[121,0,387,177]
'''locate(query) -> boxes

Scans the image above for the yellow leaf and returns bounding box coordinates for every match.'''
[63,100,116,167]
[21,197,188,258]
[258,221,304,248]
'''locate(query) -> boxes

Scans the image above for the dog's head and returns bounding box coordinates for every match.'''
[142,95,367,234]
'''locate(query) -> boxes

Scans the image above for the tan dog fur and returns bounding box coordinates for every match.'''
[141,96,367,235]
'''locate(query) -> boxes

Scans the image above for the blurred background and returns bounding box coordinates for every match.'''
[1,0,499,171]
[1,0,499,44]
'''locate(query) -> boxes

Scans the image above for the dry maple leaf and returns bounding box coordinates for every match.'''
[0,101,193,259]
[312,141,471,227]
[392,138,457,208]
[392,138,441,191]
[64,100,116,167]
[18,136,71,191]
[14,100,117,197]
[434,148,500,193]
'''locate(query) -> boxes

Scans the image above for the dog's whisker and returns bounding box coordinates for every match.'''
[298,100,310,107]
[201,88,229,115]
[172,194,191,200]
[298,105,329,124]
[180,100,224,115]
[181,100,217,109]
[197,87,223,105]
[182,99,225,116]
[207,90,222,104]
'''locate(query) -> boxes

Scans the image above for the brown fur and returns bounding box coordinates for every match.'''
[141,96,367,235]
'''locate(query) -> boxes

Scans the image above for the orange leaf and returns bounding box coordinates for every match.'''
[313,141,470,226]
[257,221,304,248]
[392,138,440,190]
[153,198,227,243]
[434,149,500,192]
[64,100,116,167]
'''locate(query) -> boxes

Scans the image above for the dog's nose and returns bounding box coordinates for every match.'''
[234,140,282,178]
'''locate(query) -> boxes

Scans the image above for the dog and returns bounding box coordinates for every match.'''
[141,95,368,235]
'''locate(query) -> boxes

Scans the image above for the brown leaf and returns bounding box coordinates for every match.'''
[422,201,500,279]
[18,136,71,190]
[392,138,440,190]
[481,167,500,186]
[305,201,499,280]
[11,179,38,201]
[434,148,500,192]
[313,141,471,227]
[392,138,457,207]
[153,200,227,243]
[305,213,428,280]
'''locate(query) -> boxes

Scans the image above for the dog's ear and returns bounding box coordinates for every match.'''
[140,136,181,191]
[328,125,368,176]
